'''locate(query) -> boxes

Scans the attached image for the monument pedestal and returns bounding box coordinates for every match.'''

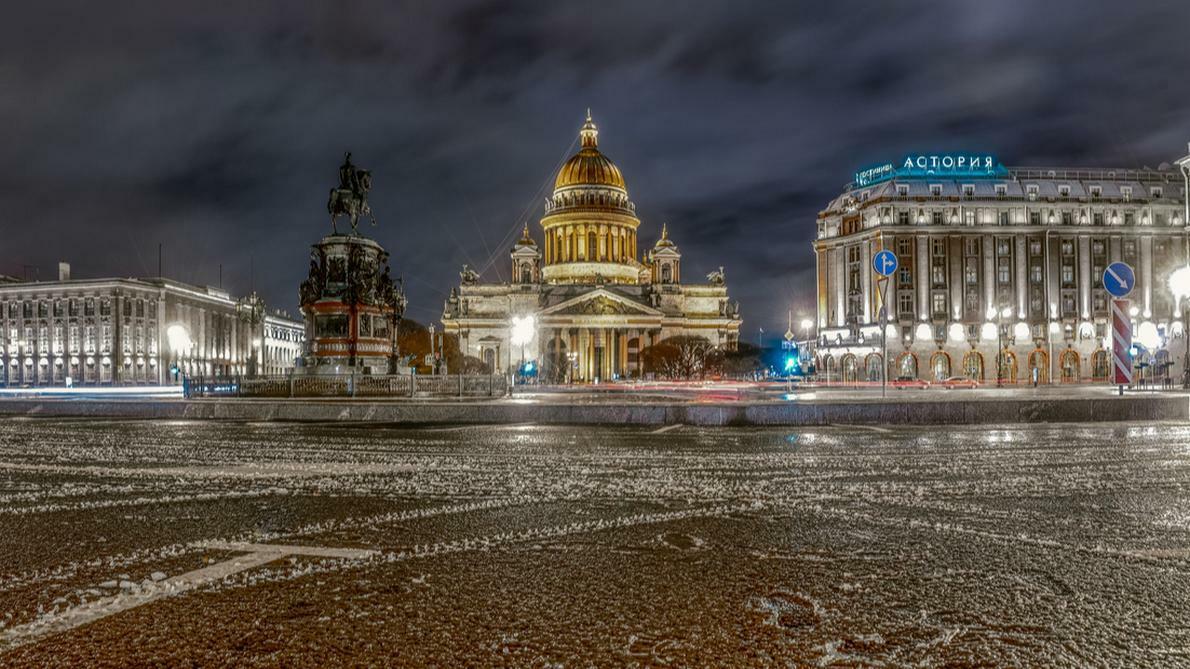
[299,233,404,376]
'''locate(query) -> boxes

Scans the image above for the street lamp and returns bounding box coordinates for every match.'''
[510,314,536,384]
[235,292,265,378]
[428,324,437,375]
[995,305,1013,387]
[1168,265,1190,387]
[166,324,191,384]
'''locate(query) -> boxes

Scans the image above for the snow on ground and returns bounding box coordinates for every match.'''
[2,419,1190,665]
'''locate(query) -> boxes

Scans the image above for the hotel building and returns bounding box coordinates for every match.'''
[814,152,1190,384]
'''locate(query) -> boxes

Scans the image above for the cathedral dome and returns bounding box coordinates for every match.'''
[553,112,627,192]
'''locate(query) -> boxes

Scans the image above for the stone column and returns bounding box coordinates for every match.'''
[1015,236,1028,318]
[916,235,929,321]
[1141,234,1153,317]
[1078,235,1092,319]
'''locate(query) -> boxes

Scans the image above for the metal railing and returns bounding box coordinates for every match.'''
[184,372,508,399]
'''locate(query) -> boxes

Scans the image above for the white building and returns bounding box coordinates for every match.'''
[0,267,303,386]
[814,151,1190,384]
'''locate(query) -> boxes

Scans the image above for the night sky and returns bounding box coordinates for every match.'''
[3,1,1189,336]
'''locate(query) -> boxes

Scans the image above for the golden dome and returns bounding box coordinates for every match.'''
[553,111,627,191]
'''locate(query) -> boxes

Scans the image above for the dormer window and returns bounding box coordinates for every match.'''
[1026,184,1039,201]
[1089,185,1101,199]
[994,184,1007,198]
[1058,185,1070,198]
[1121,186,1132,201]
[962,184,974,198]
[1151,186,1163,198]
[896,184,909,197]
[929,184,942,198]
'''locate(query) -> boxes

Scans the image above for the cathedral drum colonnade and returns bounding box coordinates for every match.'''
[442,113,742,382]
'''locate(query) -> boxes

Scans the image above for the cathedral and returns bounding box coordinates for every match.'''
[441,113,742,382]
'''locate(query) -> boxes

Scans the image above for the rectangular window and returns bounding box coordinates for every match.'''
[998,211,1010,226]
[932,211,944,226]
[1061,265,1074,285]
[1058,185,1070,198]
[965,262,978,285]
[1093,212,1104,226]
[930,184,942,198]
[898,292,913,316]
[1152,186,1163,198]
[962,184,975,198]
[964,237,981,255]
[897,211,910,225]
[1061,240,1074,256]
[1089,186,1101,199]
[897,184,909,197]
[1061,211,1072,225]
[1030,265,1043,284]
[931,240,946,257]
[932,266,946,286]
[997,262,1011,285]
[1124,212,1135,226]
[898,267,912,287]
[1026,185,1039,200]
[1029,212,1041,226]
[1029,240,1042,256]
[314,315,349,338]
[1121,186,1132,201]
[995,184,1007,198]
[964,211,975,226]
[932,293,947,317]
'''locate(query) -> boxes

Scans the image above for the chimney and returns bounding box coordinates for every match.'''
[58,262,71,282]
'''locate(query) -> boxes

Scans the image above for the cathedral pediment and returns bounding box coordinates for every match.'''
[541,289,661,317]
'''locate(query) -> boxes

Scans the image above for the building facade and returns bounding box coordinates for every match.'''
[442,113,742,381]
[0,272,303,386]
[263,312,305,376]
[814,153,1190,384]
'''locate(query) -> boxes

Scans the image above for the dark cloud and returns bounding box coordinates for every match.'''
[1,0,1188,331]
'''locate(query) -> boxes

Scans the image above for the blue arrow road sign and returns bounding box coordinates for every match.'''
[1103,262,1135,298]
[873,249,898,277]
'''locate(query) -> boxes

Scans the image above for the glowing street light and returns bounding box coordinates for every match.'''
[1166,264,1190,388]
[166,324,191,384]
[510,314,536,383]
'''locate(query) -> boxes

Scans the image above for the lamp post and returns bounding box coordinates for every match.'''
[510,314,536,385]
[433,323,442,376]
[166,324,191,385]
[996,305,1013,388]
[1168,265,1190,388]
[385,278,407,375]
[235,292,265,379]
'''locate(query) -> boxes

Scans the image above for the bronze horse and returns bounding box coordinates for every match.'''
[327,170,375,235]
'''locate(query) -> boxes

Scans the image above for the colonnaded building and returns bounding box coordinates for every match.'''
[814,151,1190,384]
[0,264,303,387]
[442,113,742,381]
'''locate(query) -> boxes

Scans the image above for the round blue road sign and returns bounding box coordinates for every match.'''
[1103,262,1135,298]
[873,249,898,277]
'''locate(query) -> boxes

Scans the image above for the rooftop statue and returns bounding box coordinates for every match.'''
[327,151,376,235]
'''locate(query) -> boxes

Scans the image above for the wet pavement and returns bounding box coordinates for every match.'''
[2,418,1190,666]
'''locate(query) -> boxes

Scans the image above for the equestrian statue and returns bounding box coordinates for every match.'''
[327,151,376,234]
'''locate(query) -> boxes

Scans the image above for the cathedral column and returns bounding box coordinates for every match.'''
[578,328,589,381]
[623,328,633,378]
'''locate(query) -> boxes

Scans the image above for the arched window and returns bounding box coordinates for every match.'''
[999,351,1018,384]
[897,353,917,379]
[521,265,532,284]
[1028,350,1049,384]
[930,352,951,381]
[962,351,983,380]
[1091,350,1109,381]
[842,353,858,384]
[1060,349,1080,383]
[661,264,672,283]
[865,353,883,382]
